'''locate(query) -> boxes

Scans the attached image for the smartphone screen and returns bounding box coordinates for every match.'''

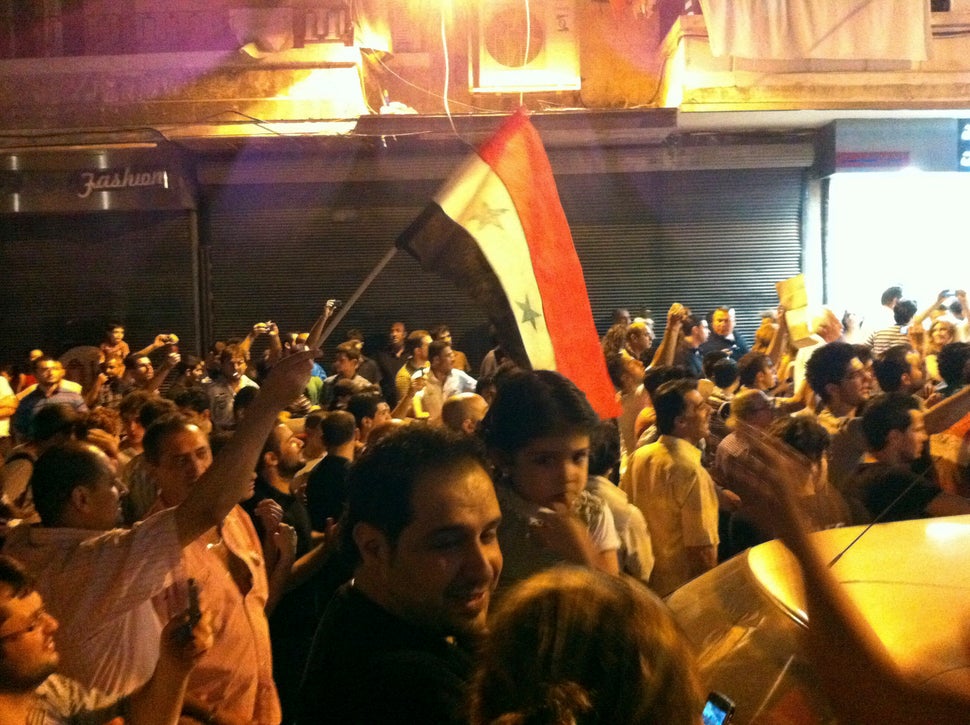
[702,691,735,725]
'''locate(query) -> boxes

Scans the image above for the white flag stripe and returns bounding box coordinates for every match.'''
[434,155,557,369]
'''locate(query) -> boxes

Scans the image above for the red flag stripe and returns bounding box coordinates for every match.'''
[478,110,619,417]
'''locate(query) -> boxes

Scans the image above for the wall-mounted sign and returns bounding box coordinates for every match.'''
[835,151,910,170]
[77,167,169,199]
[818,119,959,176]
[0,144,195,214]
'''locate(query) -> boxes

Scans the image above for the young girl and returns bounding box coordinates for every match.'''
[470,566,704,725]
[480,370,619,591]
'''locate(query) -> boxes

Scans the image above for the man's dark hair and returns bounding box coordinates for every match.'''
[938,342,970,390]
[428,340,451,365]
[642,365,689,401]
[881,286,903,306]
[588,420,620,477]
[138,397,178,429]
[257,425,287,474]
[893,299,918,326]
[320,410,356,448]
[143,413,195,466]
[404,330,430,356]
[118,390,154,422]
[28,404,80,443]
[949,299,964,317]
[702,350,729,379]
[610,308,630,324]
[873,345,912,394]
[172,354,202,378]
[346,391,384,427]
[342,426,489,565]
[334,341,361,363]
[30,442,105,526]
[0,554,31,593]
[32,355,58,373]
[737,352,770,389]
[805,342,857,403]
[861,393,920,452]
[605,354,627,390]
[218,344,247,365]
[653,378,698,436]
[233,386,260,416]
[0,555,32,622]
[710,357,739,389]
[481,370,598,455]
[123,353,149,371]
[682,314,703,337]
[429,324,450,340]
[173,388,210,414]
[768,416,830,463]
[852,344,874,367]
[304,411,325,432]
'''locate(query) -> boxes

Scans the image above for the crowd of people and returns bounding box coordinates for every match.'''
[0,284,969,724]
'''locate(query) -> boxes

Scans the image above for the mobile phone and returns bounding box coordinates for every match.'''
[178,578,201,643]
[702,691,735,725]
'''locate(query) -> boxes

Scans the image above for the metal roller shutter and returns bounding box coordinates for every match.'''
[201,166,805,371]
[201,180,497,366]
[0,210,198,363]
[559,168,806,339]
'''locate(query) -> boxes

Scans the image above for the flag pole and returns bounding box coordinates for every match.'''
[319,245,399,344]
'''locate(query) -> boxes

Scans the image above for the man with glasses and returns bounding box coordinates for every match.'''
[2,352,313,703]
[0,553,208,724]
[807,342,970,519]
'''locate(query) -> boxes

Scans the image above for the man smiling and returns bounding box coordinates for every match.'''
[298,426,502,725]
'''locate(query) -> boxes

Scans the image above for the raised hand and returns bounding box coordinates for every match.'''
[255,498,284,535]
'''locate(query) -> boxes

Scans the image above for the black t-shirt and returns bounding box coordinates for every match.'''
[298,584,475,725]
[305,454,351,531]
[851,462,941,522]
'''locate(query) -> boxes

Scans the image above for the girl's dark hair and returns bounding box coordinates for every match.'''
[480,370,598,454]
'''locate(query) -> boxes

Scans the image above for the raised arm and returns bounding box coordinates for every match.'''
[173,349,314,545]
[143,351,179,394]
[649,303,685,368]
[764,305,788,368]
[726,427,970,724]
[132,333,179,360]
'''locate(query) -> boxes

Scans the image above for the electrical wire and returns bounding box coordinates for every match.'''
[520,0,531,108]
[372,53,497,113]
[196,110,286,136]
[440,1,459,138]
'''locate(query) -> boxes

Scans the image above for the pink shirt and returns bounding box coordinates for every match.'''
[152,504,280,725]
[2,509,181,698]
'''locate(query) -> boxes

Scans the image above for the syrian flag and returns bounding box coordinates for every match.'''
[396,109,621,419]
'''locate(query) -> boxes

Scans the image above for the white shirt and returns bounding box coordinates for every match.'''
[414,368,477,422]
[3,509,182,698]
[586,475,654,583]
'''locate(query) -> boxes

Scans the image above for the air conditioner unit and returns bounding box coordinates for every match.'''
[470,0,581,94]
